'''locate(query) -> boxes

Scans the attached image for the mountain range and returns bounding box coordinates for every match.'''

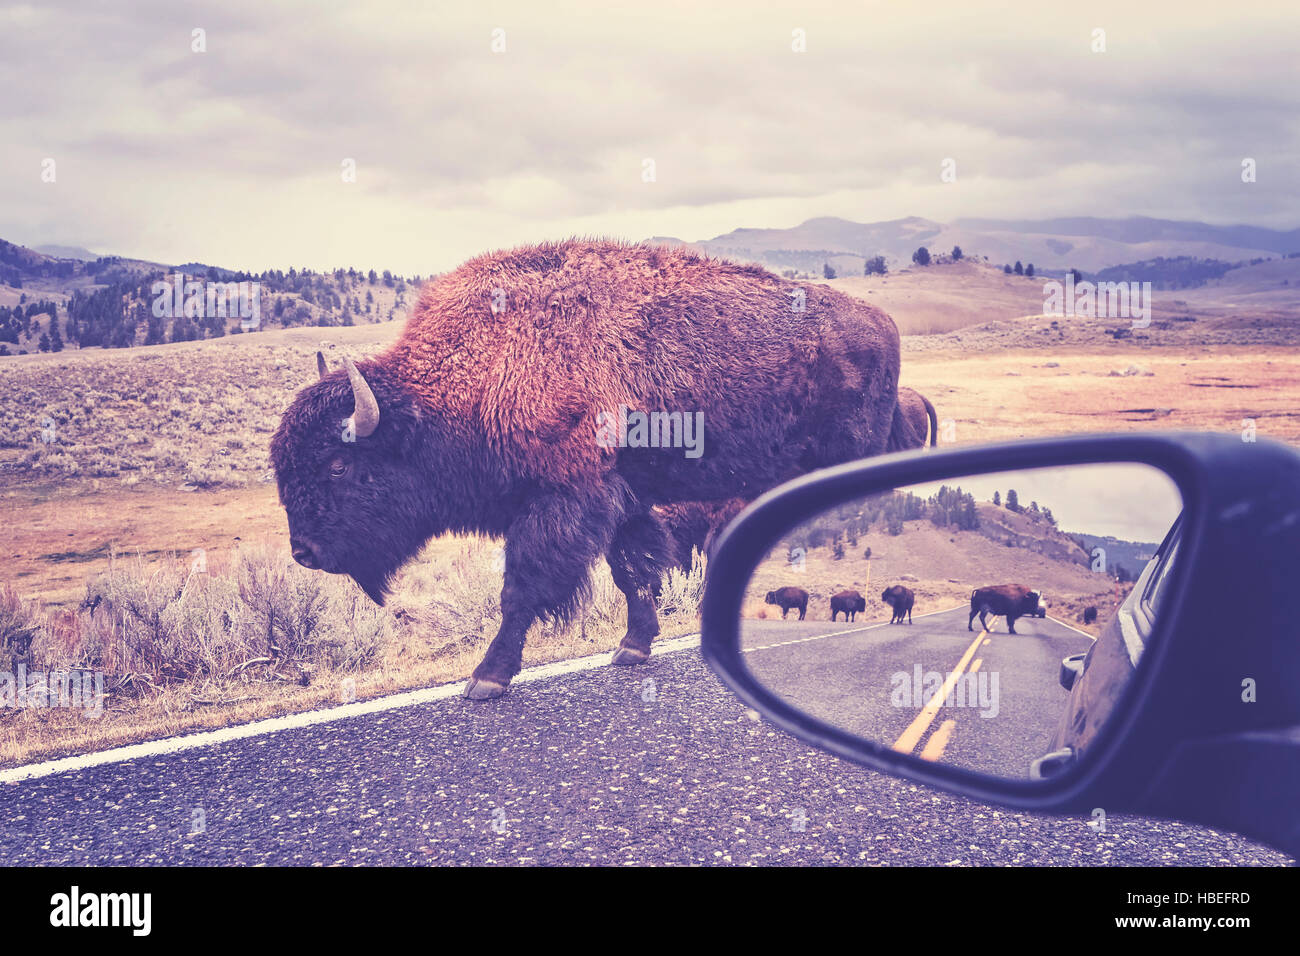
[650,215,1300,275]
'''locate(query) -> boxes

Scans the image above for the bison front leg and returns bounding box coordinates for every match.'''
[607,511,672,666]
[465,491,620,700]
[465,596,535,700]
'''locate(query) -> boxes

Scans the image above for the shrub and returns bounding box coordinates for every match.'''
[0,584,42,671]
[72,544,391,684]
[657,549,707,619]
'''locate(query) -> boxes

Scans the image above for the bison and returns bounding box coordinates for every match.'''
[881,584,914,624]
[656,497,749,575]
[830,589,866,622]
[271,239,904,699]
[969,584,1041,634]
[659,390,935,574]
[1083,606,1098,625]
[765,587,809,620]
[888,386,939,450]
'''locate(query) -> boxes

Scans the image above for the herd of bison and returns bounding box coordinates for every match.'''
[763,582,1069,634]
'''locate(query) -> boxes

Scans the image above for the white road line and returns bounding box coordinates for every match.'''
[742,604,967,654]
[1046,616,1099,641]
[0,633,704,784]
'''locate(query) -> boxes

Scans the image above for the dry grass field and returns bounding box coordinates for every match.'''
[2,264,1297,768]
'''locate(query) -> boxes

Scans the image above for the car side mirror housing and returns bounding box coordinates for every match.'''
[700,432,1300,857]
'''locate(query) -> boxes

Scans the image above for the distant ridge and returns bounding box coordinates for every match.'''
[32,244,100,261]
[655,215,1300,275]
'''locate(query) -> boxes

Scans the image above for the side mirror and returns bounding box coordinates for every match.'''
[700,432,1300,857]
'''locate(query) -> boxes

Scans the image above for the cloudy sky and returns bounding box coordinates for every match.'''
[3,0,1298,274]
[907,464,1182,543]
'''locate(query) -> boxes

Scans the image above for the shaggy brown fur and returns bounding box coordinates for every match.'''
[881,584,915,624]
[656,498,748,574]
[271,239,903,698]
[969,584,1040,634]
[765,586,809,620]
[830,589,867,622]
[662,386,933,572]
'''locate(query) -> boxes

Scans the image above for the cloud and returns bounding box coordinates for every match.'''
[1,0,1297,273]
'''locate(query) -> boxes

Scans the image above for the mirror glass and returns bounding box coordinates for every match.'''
[740,463,1182,780]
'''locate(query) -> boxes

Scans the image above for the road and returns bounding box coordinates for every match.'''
[742,606,1094,778]
[0,632,1288,866]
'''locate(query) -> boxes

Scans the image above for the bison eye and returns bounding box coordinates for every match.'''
[329,458,349,478]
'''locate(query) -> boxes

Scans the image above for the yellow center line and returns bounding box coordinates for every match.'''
[969,658,983,673]
[919,719,957,761]
[891,628,988,754]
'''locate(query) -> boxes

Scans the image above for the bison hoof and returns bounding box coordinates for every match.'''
[611,645,650,666]
[464,676,510,700]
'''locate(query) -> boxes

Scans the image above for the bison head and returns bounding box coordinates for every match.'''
[765,591,777,604]
[853,595,867,613]
[270,354,432,605]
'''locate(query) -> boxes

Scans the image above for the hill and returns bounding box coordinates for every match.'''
[654,214,1300,276]
[747,492,1129,636]
[31,244,100,262]
[0,238,423,356]
[822,256,1300,351]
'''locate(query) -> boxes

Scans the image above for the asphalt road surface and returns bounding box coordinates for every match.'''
[742,606,1094,778]
[0,631,1288,866]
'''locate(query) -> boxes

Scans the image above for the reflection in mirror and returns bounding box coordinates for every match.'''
[741,463,1182,781]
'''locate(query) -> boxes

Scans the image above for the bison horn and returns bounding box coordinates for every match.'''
[316,351,329,380]
[344,358,380,438]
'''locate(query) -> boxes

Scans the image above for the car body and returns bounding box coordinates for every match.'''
[1036,519,1181,774]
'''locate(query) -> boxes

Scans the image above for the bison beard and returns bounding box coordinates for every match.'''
[271,239,904,699]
